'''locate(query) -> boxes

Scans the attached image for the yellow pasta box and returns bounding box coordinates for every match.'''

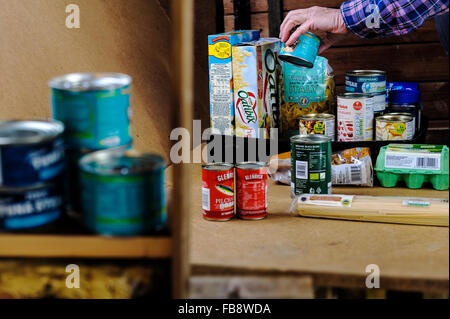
[208,30,260,136]
[232,38,281,139]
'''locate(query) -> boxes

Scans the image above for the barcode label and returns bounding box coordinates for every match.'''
[416,157,439,169]
[296,161,308,179]
[202,187,210,211]
[350,165,361,183]
[385,153,440,170]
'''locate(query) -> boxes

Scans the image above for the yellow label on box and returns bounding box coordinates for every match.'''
[208,41,231,59]
[310,173,319,180]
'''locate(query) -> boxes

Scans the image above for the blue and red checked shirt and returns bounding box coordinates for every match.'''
[341,0,449,38]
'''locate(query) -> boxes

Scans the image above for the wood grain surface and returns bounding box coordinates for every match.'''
[188,162,449,293]
[0,235,172,258]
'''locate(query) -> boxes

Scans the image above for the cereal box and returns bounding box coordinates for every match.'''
[208,30,260,136]
[232,38,281,139]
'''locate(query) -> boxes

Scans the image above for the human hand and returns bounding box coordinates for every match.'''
[279,6,349,53]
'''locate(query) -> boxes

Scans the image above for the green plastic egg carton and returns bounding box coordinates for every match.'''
[375,144,449,190]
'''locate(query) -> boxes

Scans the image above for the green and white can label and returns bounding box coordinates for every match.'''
[290,135,332,196]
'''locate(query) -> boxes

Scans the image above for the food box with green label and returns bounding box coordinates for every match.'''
[375,144,449,190]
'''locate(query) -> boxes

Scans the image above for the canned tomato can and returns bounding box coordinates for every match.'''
[345,70,386,94]
[290,134,332,196]
[279,32,320,68]
[236,162,268,220]
[337,93,374,141]
[202,163,234,221]
[299,113,335,141]
[0,120,65,187]
[79,147,166,236]
[375,114,415,141]
[0,180,64,231]
[49,73,132,149]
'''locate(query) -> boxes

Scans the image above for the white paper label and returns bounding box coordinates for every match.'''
[385,151,441,170]
[202,187,210,211]
[402,200,431,207]
[298,194,354,207]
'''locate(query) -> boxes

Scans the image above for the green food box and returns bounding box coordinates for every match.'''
[375,144,449,190]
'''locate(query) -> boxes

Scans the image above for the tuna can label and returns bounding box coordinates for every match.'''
[0,138,65,187]
[81,169,166,236]
[52,86,132,149]
[202,165,234,221]
[236,165,268,220]
[290,137,331,196]
[337,95,374,141]
[376,117,414,141]
[345,73,386,94]
[0,182,63,230]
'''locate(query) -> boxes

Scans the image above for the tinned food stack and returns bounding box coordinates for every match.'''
[79,147,166,236]
[0,120,65,230]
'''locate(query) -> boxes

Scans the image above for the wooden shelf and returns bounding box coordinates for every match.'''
[0,234,171,259]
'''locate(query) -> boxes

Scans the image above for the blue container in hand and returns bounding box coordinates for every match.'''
[279,32,320,68]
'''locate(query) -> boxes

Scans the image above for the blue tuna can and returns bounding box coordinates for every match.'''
[79,147,166,236]
[49,73,132,150]
[345,70,386,94]
[0,120,65,187]
[0,179,64,231]
[279,32,320,68]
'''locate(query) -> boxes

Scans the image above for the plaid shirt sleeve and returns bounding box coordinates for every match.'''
[341,0,450,38]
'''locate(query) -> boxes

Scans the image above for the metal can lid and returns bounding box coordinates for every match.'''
[291,134,332,144]
[299,113,335,121]
[202,162,234,171]
[235,161,268,170]
[388,103,417,109]
[338,92,374,99]
[49,73,132,91]
[346,70,386,77]
[0,120,64,146]
[79,146,164,176]
[387,112,416,118]
[376,114,414,122]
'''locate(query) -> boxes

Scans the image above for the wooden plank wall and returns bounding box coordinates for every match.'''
[223,0,449,144]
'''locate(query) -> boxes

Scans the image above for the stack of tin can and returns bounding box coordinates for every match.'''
[49,73,166,236]
[49,73,133,213]
[202,162,269,221]
[339,71,417,141]
[0,120,65,231]
[345,70,387,117]
[336,70,387,142]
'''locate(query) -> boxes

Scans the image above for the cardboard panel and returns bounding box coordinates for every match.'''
[0,0,172,160]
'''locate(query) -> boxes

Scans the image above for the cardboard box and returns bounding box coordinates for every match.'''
[208,30,260,135]
[232,38,281,138]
